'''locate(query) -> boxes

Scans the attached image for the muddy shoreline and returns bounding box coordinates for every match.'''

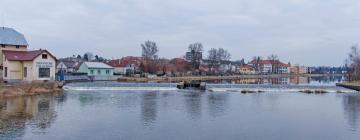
[0,81,63,98]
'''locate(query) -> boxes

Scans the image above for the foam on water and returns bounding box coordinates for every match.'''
[63,82,356,93]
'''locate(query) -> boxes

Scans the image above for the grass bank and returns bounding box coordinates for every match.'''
[0,81,63,98]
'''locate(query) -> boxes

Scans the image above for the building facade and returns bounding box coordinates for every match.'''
[248,59,290,74]
[78,62,114,76]
[1,27,57,82]
[236,65,256,74]
[56,61,81,73]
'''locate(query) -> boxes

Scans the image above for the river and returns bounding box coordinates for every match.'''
[1,76,360,140]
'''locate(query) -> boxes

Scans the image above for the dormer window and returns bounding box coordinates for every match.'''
[16,45,20,49]
[42,54,48,59]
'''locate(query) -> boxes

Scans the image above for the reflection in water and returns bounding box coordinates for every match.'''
[343,95,360,131]
[141,92,158,126]
[311,76,343,84]
[0,93,62,138]
[183,92,203,120]
[207,93,229,117]
[207,76,343,85]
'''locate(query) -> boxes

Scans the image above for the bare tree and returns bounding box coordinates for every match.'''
[346,44,360,81]
[207,48,218,71]
[252,56,262,73]
[141,40,159,60]
[268,54,279,74]
[207,48,231,74]
[217,48,231,62]
[188,43,203,69]
[188,43,203,53]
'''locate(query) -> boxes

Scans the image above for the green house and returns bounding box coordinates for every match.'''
[78,62,114,76]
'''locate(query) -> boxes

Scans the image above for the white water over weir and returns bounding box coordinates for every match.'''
[63,81,356,93]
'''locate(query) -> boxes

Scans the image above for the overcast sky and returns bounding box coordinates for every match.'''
[1,0,359,66]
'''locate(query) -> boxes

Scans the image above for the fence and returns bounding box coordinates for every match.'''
[60,75,122,82]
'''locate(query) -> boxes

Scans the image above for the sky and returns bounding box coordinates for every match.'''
[1,0,359,66]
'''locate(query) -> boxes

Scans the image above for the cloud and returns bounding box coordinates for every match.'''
[1,0,359,66]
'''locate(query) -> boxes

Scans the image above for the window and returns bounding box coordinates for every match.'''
[24,67,27,77]
[16,45,20,48]
[90,70,94,74]
[106,70,110,74]
[4,67,7,77]
[39,68,50,78]
[42,54,48,59]
[97,70,101,74]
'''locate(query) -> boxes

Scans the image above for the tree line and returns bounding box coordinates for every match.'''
[140,40,233,74]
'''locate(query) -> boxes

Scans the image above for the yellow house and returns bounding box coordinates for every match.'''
[0,27,57,82]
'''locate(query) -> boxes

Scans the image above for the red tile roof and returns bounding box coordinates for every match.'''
[106,56,144,67]
[2,50,56,61]
[172,58,187,63]
[106,59,124,67]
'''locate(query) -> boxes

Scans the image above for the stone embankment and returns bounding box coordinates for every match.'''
[336,81,360,91]
[0,81,63,98]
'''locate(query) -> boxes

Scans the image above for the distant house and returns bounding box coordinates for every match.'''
[106,59,123,74]
[1,27,57,82]
[78,62,114,76]
[236,65,256,74]
[290,66,309,74]
[106,56,143,75]
[248,59,290,74]
[56,61,81,73]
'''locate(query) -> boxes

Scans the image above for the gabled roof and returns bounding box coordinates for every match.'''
[58,61,81,68]
[2,50,56,61]
[0,27,28,46]
[106,59,124,67]
[106,56,144,68]
[83,62,113,69]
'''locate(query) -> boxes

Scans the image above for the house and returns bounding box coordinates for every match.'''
[56,61,82,73]
[236,65,256,74]
[290,66,309,74]
[106,56,143,75]
[1,27,57,82]
[2,50,57,82]
[78,62,114,76]
[248,59,290,74]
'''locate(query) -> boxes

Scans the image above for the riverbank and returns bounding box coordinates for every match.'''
[336,81,360,91]
[118,74,343,82]
[0,81,63,98]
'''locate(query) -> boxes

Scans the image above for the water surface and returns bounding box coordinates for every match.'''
[1,78,360,140]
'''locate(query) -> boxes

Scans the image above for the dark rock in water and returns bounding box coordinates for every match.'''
[300,89,328,94]
[336,90,346,93]
[314,90,328,94]
[241,90,257,94]
[299,90,314,94]
[177,81,206,90]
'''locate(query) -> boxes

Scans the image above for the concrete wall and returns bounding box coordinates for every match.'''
[3,61,23,80]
